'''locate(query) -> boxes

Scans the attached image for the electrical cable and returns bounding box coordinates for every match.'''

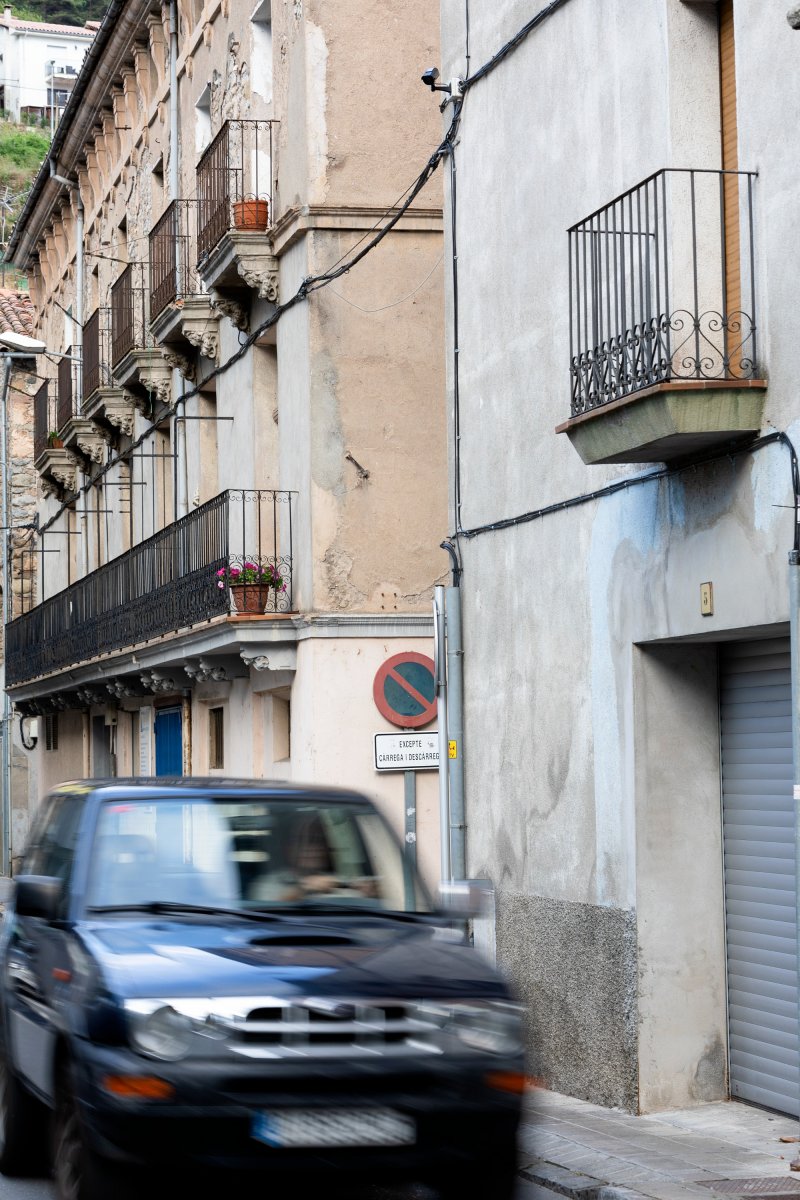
[456,432,800,557]
[462,0,574,91]
[23,0,573,551]
[328,252,443,314]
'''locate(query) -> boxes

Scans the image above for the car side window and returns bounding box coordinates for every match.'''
[25,795,83,885]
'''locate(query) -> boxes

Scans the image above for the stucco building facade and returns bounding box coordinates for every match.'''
[437,0,800,1113]
[5,0,446,883]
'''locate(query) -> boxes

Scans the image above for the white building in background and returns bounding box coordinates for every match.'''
[0,6,94,124]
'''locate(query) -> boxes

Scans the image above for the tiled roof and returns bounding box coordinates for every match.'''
[0,290,34,336]
[5,18,94,36]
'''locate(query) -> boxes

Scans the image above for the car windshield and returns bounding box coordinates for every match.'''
[85,796,430,915]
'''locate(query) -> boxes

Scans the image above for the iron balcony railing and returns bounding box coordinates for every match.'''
[111,260,153,367]
[82,307,112,403]
[33,380,51,459]
[568,168,758,416]
[56,348,76,434]
[5,489,296,687]
[149,199,201,321]
[196,119,277,260]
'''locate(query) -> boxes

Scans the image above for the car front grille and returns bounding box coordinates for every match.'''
[218,999,441,1060]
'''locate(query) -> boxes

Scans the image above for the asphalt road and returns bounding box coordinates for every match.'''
[0,1175,553,1199]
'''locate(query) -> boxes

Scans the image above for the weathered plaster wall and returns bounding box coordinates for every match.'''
[272,0,441,212]
[634,643,727,1112]
[305,230,447,614]
[289,635,441,889]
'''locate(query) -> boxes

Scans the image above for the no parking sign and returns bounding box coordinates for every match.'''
[372,653,437,729]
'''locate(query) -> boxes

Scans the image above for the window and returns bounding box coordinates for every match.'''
[209,707,224,769]
[272,693,290,762]
[195,83,211,156]
[45,712,58,751]
[251,0,272,103]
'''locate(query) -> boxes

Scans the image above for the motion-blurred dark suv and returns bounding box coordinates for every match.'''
[0,780,524,1200]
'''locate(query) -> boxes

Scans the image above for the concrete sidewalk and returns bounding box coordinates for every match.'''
[519,1089,800,1200]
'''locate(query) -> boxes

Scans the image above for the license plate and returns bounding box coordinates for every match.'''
[252,1107,416,1148]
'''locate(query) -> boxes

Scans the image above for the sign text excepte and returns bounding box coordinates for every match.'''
[374,732,439,772]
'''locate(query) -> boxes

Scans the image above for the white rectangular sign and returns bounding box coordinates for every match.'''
[374,732,439,772]
[139,706,153,776]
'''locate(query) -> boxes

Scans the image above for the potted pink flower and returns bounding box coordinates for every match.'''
[216,561,286,613]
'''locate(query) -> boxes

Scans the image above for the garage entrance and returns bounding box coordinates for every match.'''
[720,638,797,1112]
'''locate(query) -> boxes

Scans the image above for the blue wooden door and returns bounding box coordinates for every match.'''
[155,708,183,776]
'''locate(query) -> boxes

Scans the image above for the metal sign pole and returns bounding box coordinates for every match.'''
[434,584,451,883]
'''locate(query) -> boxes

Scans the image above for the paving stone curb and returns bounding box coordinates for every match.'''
[520,1160,649,1200]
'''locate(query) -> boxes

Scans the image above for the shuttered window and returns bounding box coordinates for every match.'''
[721,638,797,1114]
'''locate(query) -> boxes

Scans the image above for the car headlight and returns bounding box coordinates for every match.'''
[451,1002,523,1056]
[411,999,524,1057]
[125,998,230,1061]
[130,1005,194,1061]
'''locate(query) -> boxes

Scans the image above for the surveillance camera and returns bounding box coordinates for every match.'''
[421,67,440,90]
[789,3,800,27]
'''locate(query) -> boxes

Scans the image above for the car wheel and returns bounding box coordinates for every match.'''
[52,1069,122,1200]
[0,1050,44,1176]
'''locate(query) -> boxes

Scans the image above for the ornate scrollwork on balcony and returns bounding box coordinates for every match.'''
[560,168,766,465]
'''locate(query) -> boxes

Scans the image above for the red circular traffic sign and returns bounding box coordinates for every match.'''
[373,653,437,729]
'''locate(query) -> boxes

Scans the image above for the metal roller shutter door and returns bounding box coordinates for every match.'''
[721,638,796,1113]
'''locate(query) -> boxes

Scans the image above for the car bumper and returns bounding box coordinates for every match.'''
[75,1043,523,1176]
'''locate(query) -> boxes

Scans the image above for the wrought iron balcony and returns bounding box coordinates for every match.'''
[111,263,149,367]
[82,307,112,403]
[56,348,77,435]
[560,168,766,465]
[149,199,201,321]
[33,380,51,460]
[5,489,296,688]
[197,120,276,260]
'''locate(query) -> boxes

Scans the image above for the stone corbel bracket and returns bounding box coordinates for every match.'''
[237,261,279,303]
[76,427,113,465]
[185,658,228,683]
[102,391,137,438]
[160,348,196,383]
[140,670,176,694]
[182,321,220,362]
[210,289,249,332]
[49,460,78,493]
[240,646,297,692]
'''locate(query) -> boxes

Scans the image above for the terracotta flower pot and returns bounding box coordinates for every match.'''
[233,199,270,232]
[230,583,271,614]
[48,436,64,449]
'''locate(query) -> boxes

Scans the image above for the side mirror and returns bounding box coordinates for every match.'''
[14,875,63,921]
[438,878,493,919]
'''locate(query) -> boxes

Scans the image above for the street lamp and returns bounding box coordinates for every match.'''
[0,331,47,877]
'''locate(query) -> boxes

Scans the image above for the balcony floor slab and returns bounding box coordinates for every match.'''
[555,379,768,465]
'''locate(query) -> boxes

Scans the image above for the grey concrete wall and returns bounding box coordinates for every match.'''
[497,893,638,1109]
[634,643,728,1113]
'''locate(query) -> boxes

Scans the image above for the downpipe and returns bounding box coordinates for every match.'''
[445,581,466,881]
[168,0,188,520]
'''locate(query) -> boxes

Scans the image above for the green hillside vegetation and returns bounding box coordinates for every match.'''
[11,1,108,23]
[0,125,49,251]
